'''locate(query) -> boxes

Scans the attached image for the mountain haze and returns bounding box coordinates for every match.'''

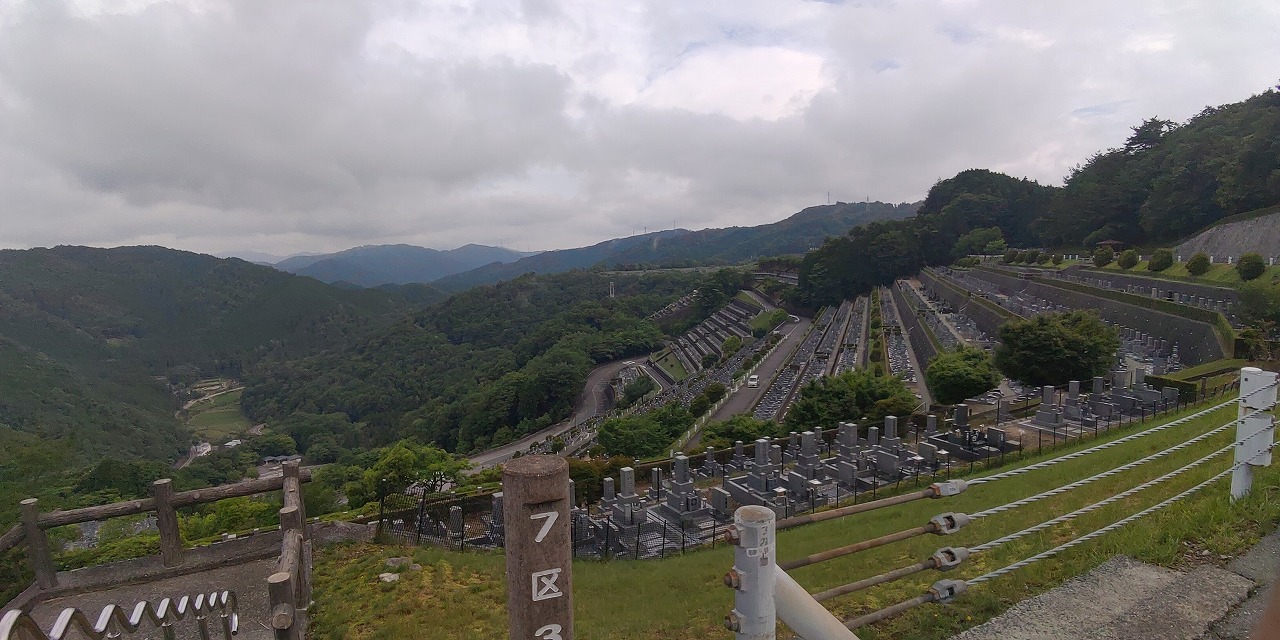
[274,243,535,287]
[433,201,918,291]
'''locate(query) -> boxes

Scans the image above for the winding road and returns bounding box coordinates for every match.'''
[467,358,656,470]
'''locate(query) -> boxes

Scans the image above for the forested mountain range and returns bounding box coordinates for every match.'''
[241,268,750,454]
[433,201,917,291]
[0,246,437,462]
[800,87,1280,304]
[272,243,535,287]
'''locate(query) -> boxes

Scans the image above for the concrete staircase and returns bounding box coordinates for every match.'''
[951,553,1262,640]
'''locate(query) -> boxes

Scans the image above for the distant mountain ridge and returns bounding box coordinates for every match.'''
[273,243,535,287]
[433,201,918,291]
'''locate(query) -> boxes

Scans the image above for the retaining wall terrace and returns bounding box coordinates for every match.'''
[1064,266,1239,305]
[890,281,939,365]
[918,269,1011,340]
[967,268,1225,365]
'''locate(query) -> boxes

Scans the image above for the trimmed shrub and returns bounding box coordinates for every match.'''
[1237,253,1266,281]
[1148,248,1173,272]
[1023,250,1041,264]
[1051,254,1064,265]
[1093,246,1114,267]
[1187,252,1211,276]
[1003,249,1018,264]
[1117,249,1139,269]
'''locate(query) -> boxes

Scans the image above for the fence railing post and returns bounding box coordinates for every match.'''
[1232,367,1278,501]
[153,478,184,567]
[19,499,56,589]
[268,571,302,640]
[725,505,776,639]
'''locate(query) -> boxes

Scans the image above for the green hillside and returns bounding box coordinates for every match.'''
[242,268,749,454]
[0,246,433,464]
[433,201,916,291]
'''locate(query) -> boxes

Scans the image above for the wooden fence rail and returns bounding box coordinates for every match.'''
[7,463,312,594]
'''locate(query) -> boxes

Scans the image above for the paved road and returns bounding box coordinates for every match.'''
[467,358,636,470]
[706,315,813,423]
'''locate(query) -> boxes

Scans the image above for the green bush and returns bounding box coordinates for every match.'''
[1015,250,1030,263]
[1117,249,1139,269]
[1003,249,1018,264]
[1051,254,1064,265]
[1147,248,1173,272]
[1187,252,1211,276]
[1093,246,1114,267]
[1023,250,1041,264]
[1037,253,1052,264]
[1237,253,1266,281]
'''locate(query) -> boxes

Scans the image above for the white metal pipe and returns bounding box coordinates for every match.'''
[775,570,860,640]
[1232,367,1277,501]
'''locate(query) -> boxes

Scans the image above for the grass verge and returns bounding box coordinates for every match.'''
[309,400,1278,639]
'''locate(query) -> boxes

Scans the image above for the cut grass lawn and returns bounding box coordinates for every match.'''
[309,399,1280,639]
[750,309,789,334]
[650,349,688,383]
[735,290,763,308]
[186,389,251,442]
[1098,260,1280,290]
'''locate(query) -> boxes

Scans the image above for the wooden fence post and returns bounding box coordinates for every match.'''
[283,461,308,540]
[152,478,184,567]
[268,571,302,640]
[20,499,57,589]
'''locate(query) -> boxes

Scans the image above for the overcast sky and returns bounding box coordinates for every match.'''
[1,0,1277,257]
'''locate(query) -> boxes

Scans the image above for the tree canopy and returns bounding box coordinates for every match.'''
[925,347,1001,405]
[994,311,1120,386]
[785,368,917,432]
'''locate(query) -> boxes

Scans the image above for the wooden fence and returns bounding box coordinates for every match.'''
[1,462,312,640]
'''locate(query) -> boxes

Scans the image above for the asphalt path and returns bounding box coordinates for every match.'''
[467,358,638,470]
[706,315,813,423]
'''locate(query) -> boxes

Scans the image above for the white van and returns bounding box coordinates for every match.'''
[747,374,760,388]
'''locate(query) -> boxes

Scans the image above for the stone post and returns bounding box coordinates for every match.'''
[503,455,574,640]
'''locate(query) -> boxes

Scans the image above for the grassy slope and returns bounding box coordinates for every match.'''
[1098,261,1280,290]
[310,399,1279,639]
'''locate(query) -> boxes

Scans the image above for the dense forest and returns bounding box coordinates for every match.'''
[799,171,1054,304]
[0,246,431,460]
[799,87,1280,304]
[242,268,751,454]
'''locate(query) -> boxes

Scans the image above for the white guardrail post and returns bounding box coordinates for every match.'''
[1231,367,1278,501]
[724,506,859,640]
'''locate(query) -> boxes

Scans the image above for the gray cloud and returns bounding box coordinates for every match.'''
[0,0,1277,255]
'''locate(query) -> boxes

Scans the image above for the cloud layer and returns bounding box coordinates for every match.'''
[1,0,1277,255]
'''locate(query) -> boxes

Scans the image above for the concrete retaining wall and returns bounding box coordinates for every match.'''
[890,282,939,365]
[1065,266,1238,305]
[918,269,1010,340]
[966,268,1225,365]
